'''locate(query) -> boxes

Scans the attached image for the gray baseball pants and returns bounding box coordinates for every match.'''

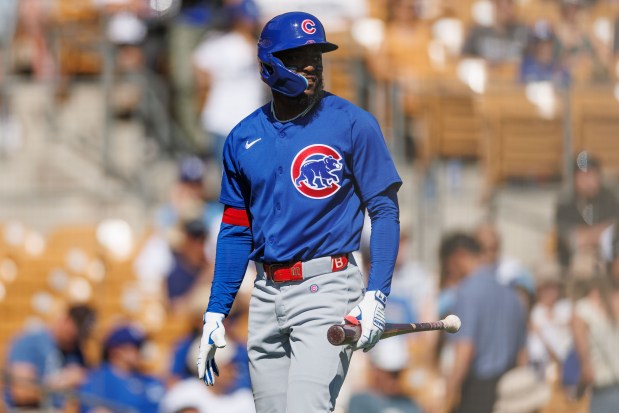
[247,256,364,413]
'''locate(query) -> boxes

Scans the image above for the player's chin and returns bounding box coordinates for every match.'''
[304,79,323,98]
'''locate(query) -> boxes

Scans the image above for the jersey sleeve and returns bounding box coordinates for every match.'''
[350,113,402,203]
[219,133,248,209]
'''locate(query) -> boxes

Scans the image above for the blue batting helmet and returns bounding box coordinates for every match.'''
[258,12,338,97]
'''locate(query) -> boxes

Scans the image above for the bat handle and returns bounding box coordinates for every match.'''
[327,324,361,346]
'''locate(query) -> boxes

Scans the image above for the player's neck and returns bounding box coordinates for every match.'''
[271,91,322,122]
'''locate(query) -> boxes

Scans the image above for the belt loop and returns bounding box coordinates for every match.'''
[256,263,265,278]
[347,252,356,266]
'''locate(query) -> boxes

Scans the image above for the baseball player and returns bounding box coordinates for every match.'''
[196,11,402,412]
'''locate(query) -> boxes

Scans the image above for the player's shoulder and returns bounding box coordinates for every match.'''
[322,92,374,120]
[226,104,269,143]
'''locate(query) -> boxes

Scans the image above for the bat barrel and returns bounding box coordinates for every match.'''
[327,315,461,346]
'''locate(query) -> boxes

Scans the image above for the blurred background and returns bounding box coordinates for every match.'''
[0,0,618,412]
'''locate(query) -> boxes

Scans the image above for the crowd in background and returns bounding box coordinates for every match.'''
[2,0,619,412]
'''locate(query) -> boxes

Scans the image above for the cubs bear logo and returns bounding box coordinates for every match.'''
[291,144,343,199]
[301,19,316,35]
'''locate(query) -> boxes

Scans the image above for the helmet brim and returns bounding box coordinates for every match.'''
[272,41,338,56]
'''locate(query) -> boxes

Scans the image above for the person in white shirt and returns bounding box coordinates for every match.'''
[192,0,267,160]
[528,261,573,378]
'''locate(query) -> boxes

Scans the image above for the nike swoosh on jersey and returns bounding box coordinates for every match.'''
[245,138,262,149]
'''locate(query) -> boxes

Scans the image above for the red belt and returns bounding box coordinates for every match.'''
[263,254,349,283]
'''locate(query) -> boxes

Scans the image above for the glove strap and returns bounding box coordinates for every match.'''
[365,290,387,307]
[372,290,387,307]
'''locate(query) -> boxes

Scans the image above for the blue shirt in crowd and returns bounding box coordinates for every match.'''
[79,363,165,413]
[450,266,527,379]
[5,328,85,408]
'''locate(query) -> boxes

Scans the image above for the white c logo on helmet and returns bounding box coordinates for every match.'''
[301,19,316,35]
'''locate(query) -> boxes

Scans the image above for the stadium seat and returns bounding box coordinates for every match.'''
[571,86,619,176]
[477,84,564,189]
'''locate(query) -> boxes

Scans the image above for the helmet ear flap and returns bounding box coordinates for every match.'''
[260,56,308,97]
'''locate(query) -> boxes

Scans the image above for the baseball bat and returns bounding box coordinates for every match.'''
[327,314,462,346]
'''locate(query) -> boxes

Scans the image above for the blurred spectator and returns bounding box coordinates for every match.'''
[461,0,529,64]
[571,253,619,412]
[348,338,422,413]
[94,0,150,118]
[439,232,527,413]
[165,218,211,314]
[492,365,551,413]
[519,20,571,86]
[14,0,55,80]
[555,152,619,269]
[155,155,222,234]
[475,221,536,289]
[134,155,222,290]
[79,324,165,413]
[4,304,97,410]
[193,0,265,160]
[159,338,255,413]
[527,260,573,378]
[167,288,250,391]
[168,0,223,145]
[555,0,611,83]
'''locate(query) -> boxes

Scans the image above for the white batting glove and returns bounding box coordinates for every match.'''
[345,290,386,352]
[196,312,227,386]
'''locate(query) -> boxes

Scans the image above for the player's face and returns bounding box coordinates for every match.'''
[276,45,324,98]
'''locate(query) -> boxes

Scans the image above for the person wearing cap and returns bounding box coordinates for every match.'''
[154,155,221,234]
[4,304,96,410]
[160,338,255,413]
[347,338,422,413]
[134,155,222,292]
[166,289,251,392]
[164,218,211,314]
[519,20,570,86]
[555,152,619,269]
[78,324,165,413]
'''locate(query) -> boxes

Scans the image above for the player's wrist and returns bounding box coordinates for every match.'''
[203,312,226,324]
[364,290,387,307]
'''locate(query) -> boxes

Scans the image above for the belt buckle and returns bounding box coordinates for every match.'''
[287,262,303,281]
[266,261,303,282]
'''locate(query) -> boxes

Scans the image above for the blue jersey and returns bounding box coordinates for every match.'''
[79,363,165,413]
[220,92,401,263]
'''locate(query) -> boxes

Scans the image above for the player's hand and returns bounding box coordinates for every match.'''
[345,290,386,352]
[197,312,227,386]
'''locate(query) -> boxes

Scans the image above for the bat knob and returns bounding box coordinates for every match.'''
[327,325,347,346]
[443,314,462,333]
